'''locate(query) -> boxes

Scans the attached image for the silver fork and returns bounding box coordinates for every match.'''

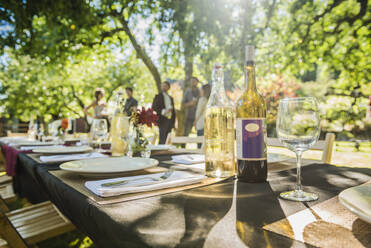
[101,169,174,188]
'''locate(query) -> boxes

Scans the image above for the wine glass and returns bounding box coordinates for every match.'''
[90,119,108,153]
[276,97,321,202]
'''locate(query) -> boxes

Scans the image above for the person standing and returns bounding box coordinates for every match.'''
[84,88,107,118]
[152,81,176,144]
[182,77,200,136]
[194,84,211,148]
[124,87,138,116]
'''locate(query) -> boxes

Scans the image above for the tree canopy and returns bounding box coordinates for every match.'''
[0,0,370,138]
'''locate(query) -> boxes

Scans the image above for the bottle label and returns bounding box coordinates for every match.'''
[236,118,266,160]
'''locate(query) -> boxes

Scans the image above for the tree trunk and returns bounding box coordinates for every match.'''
[176,42,194,136]
[121,18,162,93]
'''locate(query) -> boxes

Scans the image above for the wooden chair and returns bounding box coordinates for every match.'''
[0,237,7,248]
[166,133,204,153]
[267,133,336,163]
[0,199,75,248]
[0,183,16,205]
[6,131,27,138]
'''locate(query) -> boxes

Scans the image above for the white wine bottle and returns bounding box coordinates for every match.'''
[111,92,129,156]
[204,63,235,178]
[235,46,267,182]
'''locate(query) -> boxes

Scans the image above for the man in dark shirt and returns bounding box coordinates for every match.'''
[152,81,176,144]
[124,87,138,116]
[182,77,200,136]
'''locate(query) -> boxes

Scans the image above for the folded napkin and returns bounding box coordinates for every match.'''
[19,145,63,151]
[171,154,205,165]
[85,171,206,197]
[40,152,107,163]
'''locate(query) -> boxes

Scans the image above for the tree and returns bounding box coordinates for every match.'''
[0,47,155,124]
[0,0,163,91]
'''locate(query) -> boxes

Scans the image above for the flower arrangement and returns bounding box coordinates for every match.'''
[130,107,158,156]
[57,118,69,141]
[131,107,158,127]
[61,118,69,130]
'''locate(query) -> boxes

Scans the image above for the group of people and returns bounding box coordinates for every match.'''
[84,87,139,119]
[152,78,211,145]
[84,77,211,145]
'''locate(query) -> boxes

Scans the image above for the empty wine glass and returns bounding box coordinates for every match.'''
[91,119,108,153]
[276,97,321,202]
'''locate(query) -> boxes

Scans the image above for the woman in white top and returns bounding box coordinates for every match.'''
[84,88,107,119]
[194,84,211,148]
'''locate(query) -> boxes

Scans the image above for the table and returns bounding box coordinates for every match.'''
[14,152,371,247]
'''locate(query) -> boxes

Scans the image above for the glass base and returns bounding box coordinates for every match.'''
[280,190,318,202]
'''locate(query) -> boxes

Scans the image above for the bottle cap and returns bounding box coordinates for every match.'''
[245,45,254,62]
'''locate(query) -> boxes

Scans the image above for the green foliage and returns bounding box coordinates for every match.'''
[0,47,155,122]
[0,0,369,139]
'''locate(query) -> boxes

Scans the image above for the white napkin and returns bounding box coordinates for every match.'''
[85,171,206,197]
[171,154,205,165]
[19,145,63,151]
[40,152,107,163]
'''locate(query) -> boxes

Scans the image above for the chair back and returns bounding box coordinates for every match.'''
[6,131,27,137]
[268,133,336,163]
[166,133,204,153]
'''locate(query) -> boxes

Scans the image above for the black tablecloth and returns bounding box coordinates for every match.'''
[15,153,371,248]
[14,154,61,203]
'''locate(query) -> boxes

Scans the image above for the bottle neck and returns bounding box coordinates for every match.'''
[245,61,256,91]
[212,77,225,92]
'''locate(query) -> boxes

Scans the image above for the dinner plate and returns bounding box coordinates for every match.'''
[60,157,159,177]
[18,141,58,146]
[33,146,93,154]
[147,144,175,151]
[268,153,291,163]
[339,183,371,224]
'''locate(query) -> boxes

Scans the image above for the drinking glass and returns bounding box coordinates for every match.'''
[276,97,321,202]
[114,116,130,156]
[90,119,108,153]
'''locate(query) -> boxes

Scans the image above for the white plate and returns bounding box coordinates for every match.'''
[18,141,58,146]
[147,144,175,151]
[268,153,291,163]
[33,146,93,154]
[60,157,159,177]
[339,183,371,224]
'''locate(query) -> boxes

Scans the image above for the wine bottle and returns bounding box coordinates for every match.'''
[204,63,235,178]
[235,46,267,182]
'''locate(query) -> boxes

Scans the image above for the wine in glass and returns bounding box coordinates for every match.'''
[276,97,321,202]
[91,119,108,153]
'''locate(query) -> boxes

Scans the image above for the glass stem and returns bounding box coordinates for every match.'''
[295,151,303,192]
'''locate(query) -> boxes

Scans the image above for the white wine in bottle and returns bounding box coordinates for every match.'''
[235,46,267,182]
[204,63,235,178]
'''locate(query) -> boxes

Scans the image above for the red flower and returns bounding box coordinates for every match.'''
[138,107,158,127]
[61,118,69,130]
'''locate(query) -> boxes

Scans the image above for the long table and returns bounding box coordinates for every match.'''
[12,152,371,248]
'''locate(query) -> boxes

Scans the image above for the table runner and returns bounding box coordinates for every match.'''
[2,144,32,176]
[50,168,227,205]
[263,196,371,247]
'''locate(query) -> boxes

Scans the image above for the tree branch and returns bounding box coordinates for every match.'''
[119,17,162,92]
